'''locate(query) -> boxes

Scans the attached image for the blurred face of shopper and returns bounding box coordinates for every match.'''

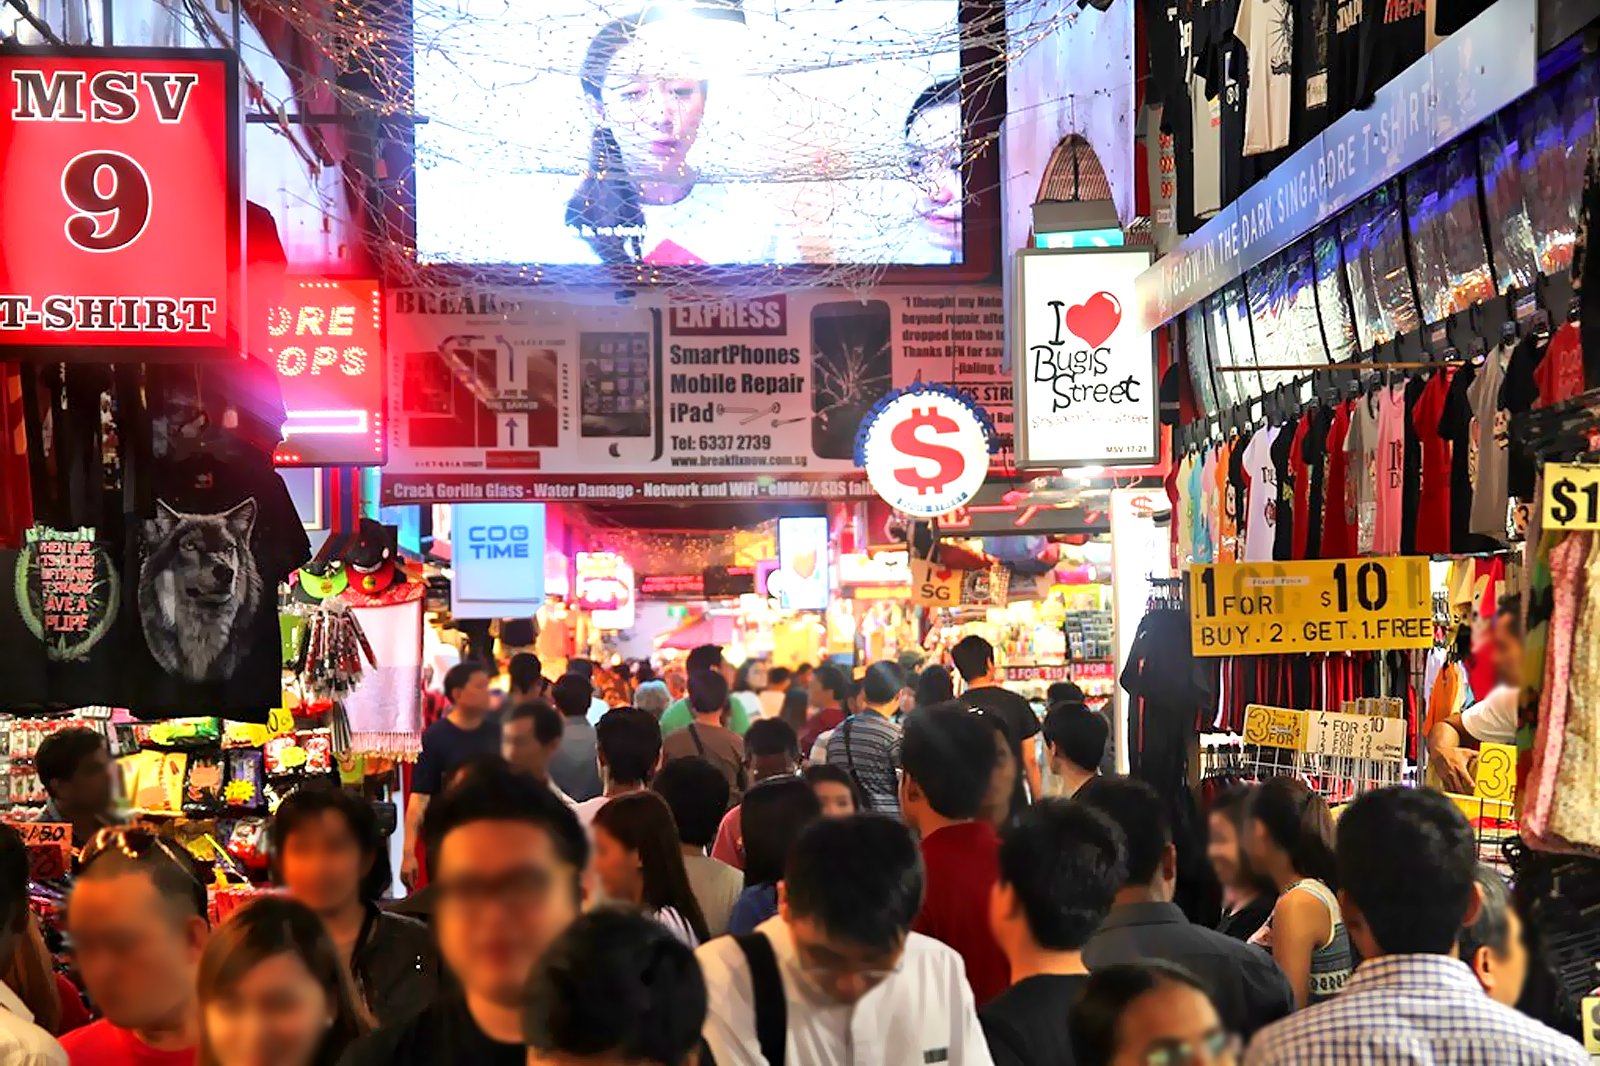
[279,810,367,916]
[598,30,706,185]
[1112,982,1238,1066]
[812,780,856,818]
[502,717,556,780]
[1472,908,1530,1007]
[906,99,963,252]
[431,821,580,1005]
[453,670,492,716]
[784,914,905,1007]
[204,952,334,1066]
[1207,811,1244,891]
[70,872,207,1032]
[589,824,643,904]
[1492,612,1523,688]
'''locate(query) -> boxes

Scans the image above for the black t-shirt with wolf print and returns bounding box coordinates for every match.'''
[131,455,309,721]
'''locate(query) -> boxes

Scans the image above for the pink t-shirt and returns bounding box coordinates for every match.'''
[62,1020,195,1066]
[1373,383,1407,555]
[710,805,743,869]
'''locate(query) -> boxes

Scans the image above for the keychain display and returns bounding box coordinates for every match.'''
[294,597,376,701]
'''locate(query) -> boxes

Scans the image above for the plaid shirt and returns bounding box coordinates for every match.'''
[1245,954,1589,1065]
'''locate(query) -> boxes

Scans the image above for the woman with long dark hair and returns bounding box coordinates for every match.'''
[1207,786,1276,941]
[197,897,370,1066]
[1245,776,1353,1007]
[728,777,821,934]
[565,10,783,265]
[591,791,711,946]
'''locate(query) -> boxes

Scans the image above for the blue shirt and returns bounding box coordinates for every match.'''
[728,884,779,936]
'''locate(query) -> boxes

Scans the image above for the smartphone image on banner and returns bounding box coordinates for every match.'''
[579,331,653,439]
[811,300,891,460]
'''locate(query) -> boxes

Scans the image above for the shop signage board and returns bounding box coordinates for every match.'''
[1134,0,1537,329]
[1190,557,1432,657]
[1013,249,1160,468]
[382,286,1012,504]
[1541,463,1600,530]
[575,551,635,630]
[0,48,240,358]
[449,503,545,619]
[856,383,994,517]
[774,516,830,610]
[265,278,387,467]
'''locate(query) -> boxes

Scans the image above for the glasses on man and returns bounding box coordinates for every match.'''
[432,866,557,912]
[1139,1030,1240,1066]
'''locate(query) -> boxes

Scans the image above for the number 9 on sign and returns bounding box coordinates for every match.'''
[62,150,152,252]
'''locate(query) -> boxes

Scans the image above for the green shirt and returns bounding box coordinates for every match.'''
[659,693,755,736]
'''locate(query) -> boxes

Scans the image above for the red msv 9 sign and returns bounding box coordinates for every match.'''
[0,48,239,358]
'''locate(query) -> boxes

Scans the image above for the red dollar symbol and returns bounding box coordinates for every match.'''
[890,406,968,495]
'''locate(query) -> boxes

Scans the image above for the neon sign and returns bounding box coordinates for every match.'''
[266,278,386,467]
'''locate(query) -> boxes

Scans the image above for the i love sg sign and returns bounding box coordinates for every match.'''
[1012,249,1159,468]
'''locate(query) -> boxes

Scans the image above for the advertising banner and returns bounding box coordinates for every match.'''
[450,503,547,619]
[1014,249,1159,468]
[383,286,1010,504]
[0,48,239,358]
[264,278,387,468]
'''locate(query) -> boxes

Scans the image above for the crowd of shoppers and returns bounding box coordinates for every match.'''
[4,641,1592,1066]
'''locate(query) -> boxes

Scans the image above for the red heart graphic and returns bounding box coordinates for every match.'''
[1064,291,1122,348]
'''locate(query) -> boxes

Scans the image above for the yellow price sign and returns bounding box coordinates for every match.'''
[1242,704,1309,750]
[1543,464,1600,529]
[1190,557,1432,657]
[267,706,296,737]
[1582,996,1600,1054]
[1474,742,1517,803]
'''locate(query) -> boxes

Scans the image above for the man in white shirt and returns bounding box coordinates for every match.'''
[1427,596,1521,792]
[697,815,994,1066]
[0,824,67,1066]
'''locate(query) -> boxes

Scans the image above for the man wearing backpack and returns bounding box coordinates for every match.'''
[697,815,994,1066]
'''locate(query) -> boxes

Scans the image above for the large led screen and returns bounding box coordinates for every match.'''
[411,0,963,267]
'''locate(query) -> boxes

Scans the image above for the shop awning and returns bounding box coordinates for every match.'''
[656,614,736,651]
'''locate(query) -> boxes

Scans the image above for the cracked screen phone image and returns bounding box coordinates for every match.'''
[811,300,891,459]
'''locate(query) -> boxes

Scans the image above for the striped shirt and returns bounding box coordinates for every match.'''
[1245,954,1589,1065]
[825,712,902,817]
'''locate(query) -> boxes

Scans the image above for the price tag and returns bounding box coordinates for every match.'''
[1189,557,1432,657]
[267,706,296,737]
[1474,742,1518,803]
[1305,711,1407,762]
[1542,464,1600,530]
[1242,704,1309,750]
[1582,996,1600,1054]
[11,823,72,881]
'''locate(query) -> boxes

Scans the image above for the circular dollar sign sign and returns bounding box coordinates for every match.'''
[858,385,993,518]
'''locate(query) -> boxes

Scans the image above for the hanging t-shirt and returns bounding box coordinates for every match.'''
[1234,0,1294,154]
[1357,0,1427,107]
[1274,420,1301,561]
[1535,323,1585,407]
[1468,343,1512,543]
[1208,0,1252,205]
[1578,141,1600,391]
[1242,427,1280,562]
[1229,434,1253,561]
[1201,446,1221,562]
[1349,395,1381,555]
[1412,370,1454,556]
[1373,383,1407,555]
[1191,451,1215,563]
[132,456,311,722]
[1322,401,1355,558]
[1497,334,1542,502]
[1175,454,1194,564]
[1398,375,1426,556]
[1295,0,1334,140]
[1438,362,1497,555]
[1216,439,1240,562]
[1329,0,1367,114]
[1298,407,1328,560]
[1181,0,1226,221]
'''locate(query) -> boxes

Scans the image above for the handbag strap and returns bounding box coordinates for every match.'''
[734,933,787,1066]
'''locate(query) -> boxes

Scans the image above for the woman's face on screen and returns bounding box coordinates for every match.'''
[599,36,707,183]
[906,100,963,251]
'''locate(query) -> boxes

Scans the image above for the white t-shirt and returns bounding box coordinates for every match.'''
[1235,0,1293,155]
[1242,427,1280,562]
[0,982,66,1066]
[697,916,994,1066]
[1461,685,1519,745]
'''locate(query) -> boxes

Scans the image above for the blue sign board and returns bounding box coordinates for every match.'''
[451,503,546,618]
[1136,0,1537,329]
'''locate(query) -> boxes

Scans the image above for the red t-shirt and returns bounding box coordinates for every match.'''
[797,706,844,756]
[1320,401,1354,559]
[1412,370,1454,556]
[1289,413,1313,560]
[62,1020,195,1066]
[1536,323,1585,407]
[911,820,1009,1006]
